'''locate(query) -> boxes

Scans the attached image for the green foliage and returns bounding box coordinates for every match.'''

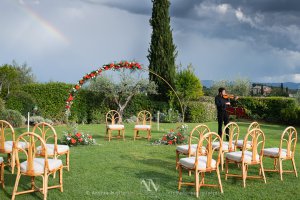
[0,98,5,111]
[0,62,35,97]
[175,64,203,101]
[21,82,72,121]
[148,0,177,101]
[185,101,216,123]
[5,91,36,116]
[0,109,25,127]
[268,87,289,97]
[239,97,298,124]
[208,78,251,96]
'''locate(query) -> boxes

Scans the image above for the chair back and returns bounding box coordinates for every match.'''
[106,110,121,125]
[136,110,152,126]
[248,122,260,132]
[15,132,48,175]
[222,122,239,152]
[243,128,265,163]
[32,122,57,156]
[188,124,210,156]
[0,120,15,153]
[279,126,297,158]
[195,132,222,171]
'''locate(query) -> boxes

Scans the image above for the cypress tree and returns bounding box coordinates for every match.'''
[147,0,177,101]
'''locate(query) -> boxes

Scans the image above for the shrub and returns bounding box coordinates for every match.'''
[5,91,36,116]
[238,97,297,123]
[0,109,25,127]
[153,124,188,145]
[0,98,5,111]
[185,101,216,123]
[21,83,72,121]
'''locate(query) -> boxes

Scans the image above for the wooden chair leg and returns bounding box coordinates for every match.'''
[260,161,266,183]
[175,151,179,170]
[31,176,35,190]
[43,175,48,200]
[12,173,21,200]
[195,171,199,198]
[122,129,125,141]
[291,158,298,177]
[216,167,223,193]
[178,165,182,191]
[108,130,111,142]
[147,130,151,141]
[60,167,63,192]
[133,130,136,141]
[66,151,70,171]
[0,163,4,188]
[221,152,224,171]
[242,163,246,188]
[279,159,283,181]
[225,159,229,180]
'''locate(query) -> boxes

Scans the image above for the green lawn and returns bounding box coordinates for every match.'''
[1,122,299,200]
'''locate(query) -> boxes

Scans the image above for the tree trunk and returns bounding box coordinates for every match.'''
[118,107,124,123]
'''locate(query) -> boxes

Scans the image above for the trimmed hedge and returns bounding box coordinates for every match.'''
[5,91,36,116]
[185,101,216,123]
[238,97,299,124]
[21,83,72,121]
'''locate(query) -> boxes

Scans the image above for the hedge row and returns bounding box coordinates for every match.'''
[238,97,300,125]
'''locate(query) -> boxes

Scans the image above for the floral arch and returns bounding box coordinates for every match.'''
[65,61,184,121]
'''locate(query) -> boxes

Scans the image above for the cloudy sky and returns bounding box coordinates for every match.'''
[1,0,300,83]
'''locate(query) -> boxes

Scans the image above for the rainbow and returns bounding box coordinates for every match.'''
[15,0,69,44]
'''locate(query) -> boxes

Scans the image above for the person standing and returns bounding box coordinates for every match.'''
[215,87,230,141]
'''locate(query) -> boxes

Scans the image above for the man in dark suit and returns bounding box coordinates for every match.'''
[215,87,230,141]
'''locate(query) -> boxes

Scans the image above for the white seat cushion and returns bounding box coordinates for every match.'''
[0,157,3,164]
[134,125,151,129]
[212,141,235,151]
[226,151,259,164]
[4,141,28,152]
[179,156,217,170]
[263,148,291,158]
[37,144,69,155]
[108,124,124,129]
[176,144,206,154]
[236,140,252,148]
[20,158,62,174]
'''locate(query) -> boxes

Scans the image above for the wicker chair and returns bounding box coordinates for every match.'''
[176,124,210,170]
[263,126,298,180]
[178,132,223,198]
[225,128,266,187]
[106,110,125,141]
[12,132,63,200]
[0,120,28,173]
[133,110,152,141]
[33,122,70,171]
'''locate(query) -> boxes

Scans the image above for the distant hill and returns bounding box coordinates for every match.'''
[202,80,300,90]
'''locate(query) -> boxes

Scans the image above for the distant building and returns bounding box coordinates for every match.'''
[252,84,272,96]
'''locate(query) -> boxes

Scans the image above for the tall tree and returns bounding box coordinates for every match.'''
[147,0,177,101]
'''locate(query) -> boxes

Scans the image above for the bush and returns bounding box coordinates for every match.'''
[0,109,25,127]
[0,98,5,111]
[238,97,298,123]
[185,101,216,123]
[21,83,72,122]
[5,91,36,116]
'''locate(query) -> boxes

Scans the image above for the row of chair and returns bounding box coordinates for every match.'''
[176,122,298,198]
[106,110,152,141]
[0,120,70,200]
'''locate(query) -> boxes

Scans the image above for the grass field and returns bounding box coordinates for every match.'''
[0,121,299,200]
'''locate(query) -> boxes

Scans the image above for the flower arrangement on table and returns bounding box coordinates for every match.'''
[60,123,96,146]
[153,124,188,145]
